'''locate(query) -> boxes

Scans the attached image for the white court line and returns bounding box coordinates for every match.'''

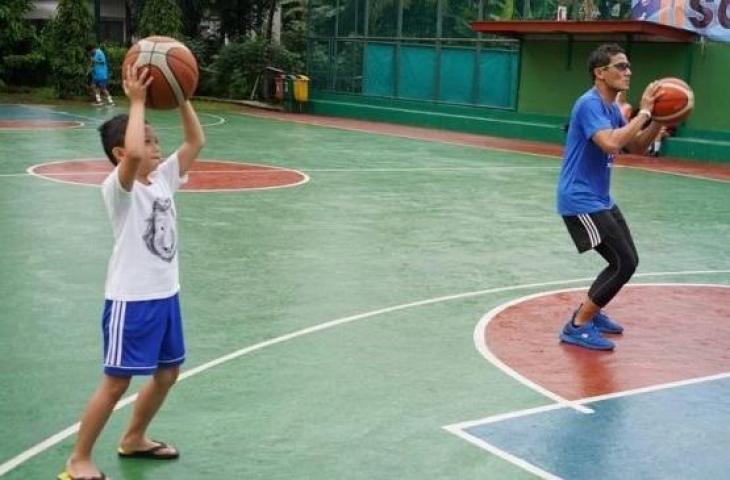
[22,159,309,192]
[56,111,227,130]
[446,402,568,432]
[443,423,563,480]
[0,106,226,131]
[0,270,728,476]
[8,165,558,177]
[445,369,730,433]
[475,287,596,414]
[580,368,730,405]
[24,170,307,176]
[618,165,730,184]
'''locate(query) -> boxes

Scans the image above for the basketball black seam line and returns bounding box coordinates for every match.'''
[164,48,198,76]
[149,49,197,94]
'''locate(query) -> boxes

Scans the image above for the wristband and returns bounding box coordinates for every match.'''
[638,108,652,120]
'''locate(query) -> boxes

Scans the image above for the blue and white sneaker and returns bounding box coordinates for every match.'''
[559,319,615,351]
[593,310,623,334]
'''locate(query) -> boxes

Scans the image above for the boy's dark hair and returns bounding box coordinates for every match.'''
[85,44,95,53]
[98,114,129,165]
[588,43,626,81]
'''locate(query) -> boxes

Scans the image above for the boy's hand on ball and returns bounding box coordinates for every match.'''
[123,65,152,103]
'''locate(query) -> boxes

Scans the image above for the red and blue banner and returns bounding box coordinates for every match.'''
[631,0,730,41]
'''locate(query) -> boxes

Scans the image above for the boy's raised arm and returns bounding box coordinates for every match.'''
[118,65,152,191]
[176,101,205,176]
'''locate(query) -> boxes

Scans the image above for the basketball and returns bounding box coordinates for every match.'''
[652,77,694,124]
[122,36,199,110]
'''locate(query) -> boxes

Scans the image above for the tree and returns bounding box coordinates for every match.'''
[0,0,36,61]
[179,0,206,37]
[280,0,308,51]
[44,0,94,98]
[124,0,142,43]
[138,0,183,38]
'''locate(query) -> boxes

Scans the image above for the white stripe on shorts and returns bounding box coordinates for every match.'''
[115,301,126,366]
[578,213,601,248]
[105,301,118,365]
[106,300,126,367]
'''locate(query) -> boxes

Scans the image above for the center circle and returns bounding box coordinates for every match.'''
[28,159,309,191]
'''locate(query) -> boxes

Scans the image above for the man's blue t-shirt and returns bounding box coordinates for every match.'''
[557,88,625,216]
[92,48,109,81]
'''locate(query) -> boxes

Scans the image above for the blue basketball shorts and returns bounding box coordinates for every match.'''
[92,78,108,89]
[102,293,186,377]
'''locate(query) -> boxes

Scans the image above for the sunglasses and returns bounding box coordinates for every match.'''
[602,61,631,72]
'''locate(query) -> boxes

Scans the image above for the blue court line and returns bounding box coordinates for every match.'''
[455,375,730,479]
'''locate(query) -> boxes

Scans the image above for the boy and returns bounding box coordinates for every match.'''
[557,44,662,351]
[58,63,205,480]
[86,44,115,106]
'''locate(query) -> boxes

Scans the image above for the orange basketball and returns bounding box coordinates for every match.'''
[652,77,694,124]
[122,36,198,110]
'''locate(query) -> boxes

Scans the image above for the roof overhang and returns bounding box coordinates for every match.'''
[470,20,699,43]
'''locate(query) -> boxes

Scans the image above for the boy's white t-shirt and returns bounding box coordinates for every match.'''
[101,153,186,301]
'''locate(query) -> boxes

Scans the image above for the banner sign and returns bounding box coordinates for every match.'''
[631,0,730,41]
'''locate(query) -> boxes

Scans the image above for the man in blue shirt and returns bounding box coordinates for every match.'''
[86,44,115,106]
[557,43,663,350]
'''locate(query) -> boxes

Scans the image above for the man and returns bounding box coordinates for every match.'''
[557,43,663,351]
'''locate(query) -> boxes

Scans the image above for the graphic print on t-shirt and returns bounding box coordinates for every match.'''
[143,198,177,262]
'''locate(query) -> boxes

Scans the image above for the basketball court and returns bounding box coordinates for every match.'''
[0,102,729,479]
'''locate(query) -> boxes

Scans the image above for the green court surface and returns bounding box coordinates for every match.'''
[0,103,728,479]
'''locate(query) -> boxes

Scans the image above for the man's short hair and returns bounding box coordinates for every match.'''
[98,114,129,165]
[588,43,626,81]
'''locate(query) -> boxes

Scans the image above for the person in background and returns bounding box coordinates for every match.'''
[86,44,115,106]
[616,91,633,123]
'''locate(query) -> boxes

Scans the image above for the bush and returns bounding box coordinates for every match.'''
[102,45,127,95]
[2,53,48,86]
[211,38,304,99]
[197,66,218,97]
[182,35,220,68]
[181,36,221,97]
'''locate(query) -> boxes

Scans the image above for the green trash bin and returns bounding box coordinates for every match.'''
[283,74,297,112]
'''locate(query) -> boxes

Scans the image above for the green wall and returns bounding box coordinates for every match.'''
[517,39,730,133]
[309,37,730,162]
[688,41,730,133]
